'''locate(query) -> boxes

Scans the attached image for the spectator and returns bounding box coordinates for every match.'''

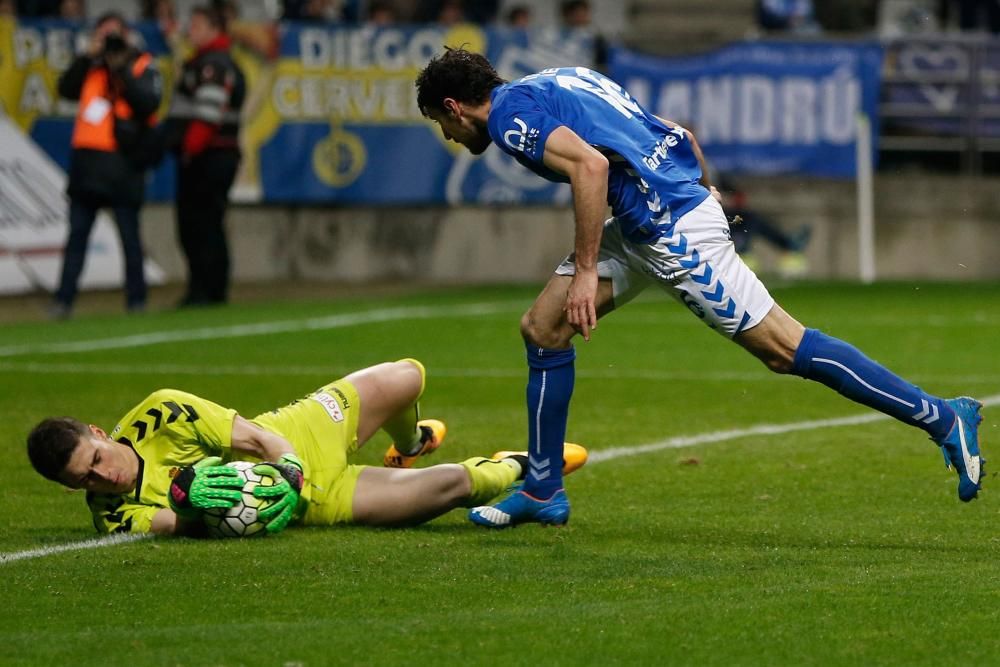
[283,0,341,22]
[366,0,397,26]
[142,0,177,33]
[51,11,161,319]
[560,0,590,28]
[723,178,812,279]
[58,0,84,20]
[0,0,16,15]
[560,0,607,70]
[506,4,531,28]
[168,4,246,307]
[436,0,464,26]
[757,0,820,33]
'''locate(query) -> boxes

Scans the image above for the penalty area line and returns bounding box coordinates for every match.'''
[3,393,998,565]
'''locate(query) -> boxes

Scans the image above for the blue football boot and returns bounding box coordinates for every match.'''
[468,487,570,528]
[935,397,985,502]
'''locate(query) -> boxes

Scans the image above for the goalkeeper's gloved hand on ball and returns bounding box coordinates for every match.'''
[252,453,304,535]
[169,456,244,520]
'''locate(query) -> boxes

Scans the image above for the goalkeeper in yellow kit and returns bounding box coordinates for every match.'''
[26,359,588,536]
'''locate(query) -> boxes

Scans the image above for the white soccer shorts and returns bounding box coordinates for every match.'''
[555,195,775,338]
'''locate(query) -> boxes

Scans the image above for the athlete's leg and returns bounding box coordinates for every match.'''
[346,360,424,447]
[351,458,520,526]
[517,274,615,503]
[650,195,981,500]
[735,301,982,501]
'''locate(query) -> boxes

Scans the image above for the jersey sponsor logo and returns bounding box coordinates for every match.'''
[642,127,686,171]
[311,391,345,423]
[504,117,529,152]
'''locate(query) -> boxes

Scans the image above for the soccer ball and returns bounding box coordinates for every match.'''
[202,461,276,538]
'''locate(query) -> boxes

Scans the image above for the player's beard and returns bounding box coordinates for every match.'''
[465,128,491,154]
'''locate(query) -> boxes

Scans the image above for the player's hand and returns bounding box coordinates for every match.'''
[565,268,599,341]
[168,456,243,519]
[709,186,722,203]
[251,453,304,535]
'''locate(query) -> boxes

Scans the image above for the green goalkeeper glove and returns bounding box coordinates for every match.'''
[252,453,304,535]
[169,456,244,520]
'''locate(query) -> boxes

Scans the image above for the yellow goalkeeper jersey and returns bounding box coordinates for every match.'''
[87,389,239,534]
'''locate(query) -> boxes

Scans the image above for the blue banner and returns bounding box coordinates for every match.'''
[609,41,884,178]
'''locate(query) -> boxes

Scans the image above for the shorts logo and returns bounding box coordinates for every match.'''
[330,386,351,410]
[311,392,344,423]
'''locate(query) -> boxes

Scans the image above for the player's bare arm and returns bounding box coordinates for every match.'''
[654,114,715,194]
[540,125,609,341]
[229,414,297,461]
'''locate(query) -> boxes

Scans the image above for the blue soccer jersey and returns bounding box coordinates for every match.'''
[487,67,711,243]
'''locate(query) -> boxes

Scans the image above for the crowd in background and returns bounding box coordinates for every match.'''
[0,0,602,32]
[0,0,997,36]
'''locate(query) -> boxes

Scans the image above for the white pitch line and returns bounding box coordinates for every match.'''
[4,393,998,565]
[0,301,523,357]
[0,532,150,564]
[3,360,1000,386]
[589,391,1000,463]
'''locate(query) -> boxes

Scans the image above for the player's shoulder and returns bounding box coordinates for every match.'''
[110,389,205,439]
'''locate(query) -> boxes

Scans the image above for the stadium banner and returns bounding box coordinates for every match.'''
[881,37,1000,138]
[609,41,885,178]
[0,17,590,204]
[256,23,589,203]
[0,116,165,295]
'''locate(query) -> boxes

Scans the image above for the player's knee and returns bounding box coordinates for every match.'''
[520,310,571,349]
[393,359,425,398]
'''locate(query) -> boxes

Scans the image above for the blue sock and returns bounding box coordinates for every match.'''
[791,328,954,440]
[523,343,575,500]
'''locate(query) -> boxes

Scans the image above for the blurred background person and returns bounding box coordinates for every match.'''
[167,3,245,308]
[57,0,83,20]
[757,0,821,33]
[366,0,397,26]
[51,11,162,319]
[506,4,531,28]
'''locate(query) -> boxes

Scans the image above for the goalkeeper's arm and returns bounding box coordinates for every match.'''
[230,415,299,463]
[230,415,304,534]
[149,508,205,537]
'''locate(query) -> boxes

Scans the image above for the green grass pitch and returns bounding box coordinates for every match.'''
[2,282,999,666]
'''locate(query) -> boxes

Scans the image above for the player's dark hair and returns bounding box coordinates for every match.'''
[191,3,227,32]
[415,46,506,116]
[26,417,89,484]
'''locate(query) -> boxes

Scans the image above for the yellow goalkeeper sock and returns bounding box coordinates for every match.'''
[459,457,520,506]
[381,358,426,455]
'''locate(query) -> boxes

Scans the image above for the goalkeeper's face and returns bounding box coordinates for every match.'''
[60,427,139,494]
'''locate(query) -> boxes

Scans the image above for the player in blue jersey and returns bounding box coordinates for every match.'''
[414,48,984,527]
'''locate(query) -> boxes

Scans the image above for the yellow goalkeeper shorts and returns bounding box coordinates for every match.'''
[251,378,366,526]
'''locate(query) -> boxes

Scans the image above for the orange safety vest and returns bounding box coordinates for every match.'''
[71,52,156,152]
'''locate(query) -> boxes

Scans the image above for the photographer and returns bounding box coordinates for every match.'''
[52,11,162,319]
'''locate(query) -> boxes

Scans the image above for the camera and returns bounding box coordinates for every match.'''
[102,33,128,54]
